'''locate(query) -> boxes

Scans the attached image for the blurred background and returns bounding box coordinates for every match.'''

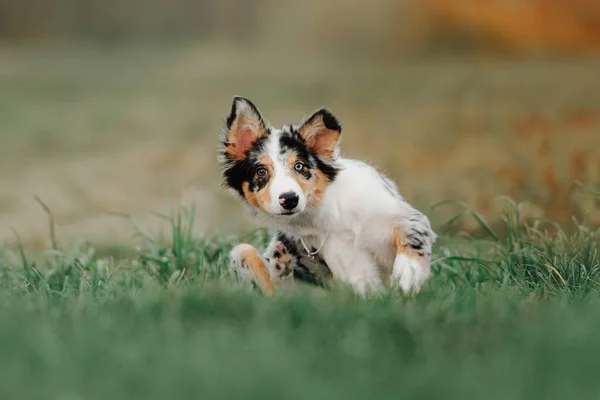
[1,0,599,251]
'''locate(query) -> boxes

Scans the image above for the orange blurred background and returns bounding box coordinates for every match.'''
[422,0,600,53]
[1,0,600,54]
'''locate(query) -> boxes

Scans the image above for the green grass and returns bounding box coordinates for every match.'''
[1,201,600,399]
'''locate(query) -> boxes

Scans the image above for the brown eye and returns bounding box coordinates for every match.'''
[256,167,267,177]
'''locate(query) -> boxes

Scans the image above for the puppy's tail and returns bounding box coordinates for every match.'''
[229,244,276,295]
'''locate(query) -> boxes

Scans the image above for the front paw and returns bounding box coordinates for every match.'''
[391,253,431,295]
[265,241,294,282]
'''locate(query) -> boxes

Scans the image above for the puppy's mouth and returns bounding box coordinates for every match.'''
[275,211,300,217]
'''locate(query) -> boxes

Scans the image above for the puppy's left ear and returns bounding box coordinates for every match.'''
[298,109,341,159]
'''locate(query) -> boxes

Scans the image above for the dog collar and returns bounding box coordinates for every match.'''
[299,232,329,262]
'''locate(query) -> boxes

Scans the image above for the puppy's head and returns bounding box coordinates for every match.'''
[219,96,341,217]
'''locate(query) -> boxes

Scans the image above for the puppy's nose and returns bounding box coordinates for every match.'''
[278,192,299,210]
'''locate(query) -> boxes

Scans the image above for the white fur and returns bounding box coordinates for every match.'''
[255,157,437,295]
[392,254,431,295]
[265,129,308,215]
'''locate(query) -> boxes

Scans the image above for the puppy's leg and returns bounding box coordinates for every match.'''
[391,211,436,294]
[267,232,332,288]
[322,234,384,296]
[345,251,385,296]
[229,243,275,295]
[263,238,295,283]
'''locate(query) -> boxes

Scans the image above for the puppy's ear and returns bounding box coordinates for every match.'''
[298,109,341,159]
[222,96,268,160]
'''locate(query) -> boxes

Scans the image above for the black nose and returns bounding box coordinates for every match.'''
[278,192,299,210]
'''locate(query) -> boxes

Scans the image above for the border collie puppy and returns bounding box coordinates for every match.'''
[220,97,436,295]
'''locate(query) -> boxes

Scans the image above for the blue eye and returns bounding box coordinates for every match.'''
[294,162,305,171]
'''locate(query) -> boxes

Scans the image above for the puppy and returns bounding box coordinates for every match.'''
[220,97,436,295]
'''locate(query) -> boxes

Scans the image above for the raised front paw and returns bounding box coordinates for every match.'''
[265,241,295,282]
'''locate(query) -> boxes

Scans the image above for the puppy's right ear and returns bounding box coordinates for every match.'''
[222,97,268,161]
[298,108,341,160]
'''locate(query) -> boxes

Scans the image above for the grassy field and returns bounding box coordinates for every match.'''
[1,201,600,399]
[2,43,600,399]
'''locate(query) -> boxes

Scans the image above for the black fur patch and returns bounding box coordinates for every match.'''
[314,158,339,182]
[407,235,424,251]
[304,109,342,133]
[279,126,339,182]
[276,231,301,256]
[279,132,313,165]
[405,220,430,253]
[252,171,270,192]
[275,231,332,287]
[222,133,270,197]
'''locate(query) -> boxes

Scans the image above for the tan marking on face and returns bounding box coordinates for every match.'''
[255,156,274,207]
[258,155,274,170]
[237,244,275,295]
[286,153,331,208]
[393,227,426,266]
[307,169,330,207]
[298,114,340,158]
[242,182,261,209]
[255,185,271,209]
[241,156,274,211]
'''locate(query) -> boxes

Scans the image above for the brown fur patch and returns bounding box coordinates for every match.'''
[242,182,261,209]
[256,185,272,209]
[307,169,330,207]
[237,244,275,295]
[241,156,274,211]
[286,153,331,207]
[393,226,417,257]
[258,155,274,170]
[298,114,340,158]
